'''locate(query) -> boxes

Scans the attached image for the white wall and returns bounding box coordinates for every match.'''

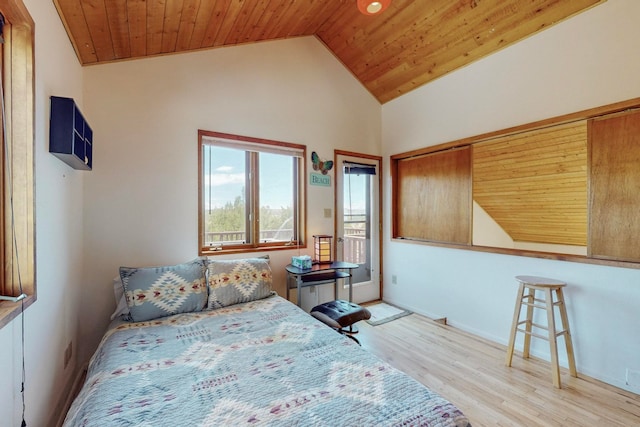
[80,36,381,362]
[382,0,640,392]
[0,0,86,426]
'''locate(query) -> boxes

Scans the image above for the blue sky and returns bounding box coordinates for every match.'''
[203,145,368,213]
[203,146,293,209]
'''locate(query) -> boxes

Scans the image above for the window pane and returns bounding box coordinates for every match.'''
[199,130,305,254]
[259,152,294,243]
[202,145,248,245]
[343,173,370,282]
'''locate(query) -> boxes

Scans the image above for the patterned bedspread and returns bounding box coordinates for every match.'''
[64,295,471,426]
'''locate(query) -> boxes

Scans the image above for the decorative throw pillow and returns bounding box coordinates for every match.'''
[207,258,272,309]
[120,258,208,322]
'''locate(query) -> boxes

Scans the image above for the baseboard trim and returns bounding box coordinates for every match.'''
[53,363,87,427]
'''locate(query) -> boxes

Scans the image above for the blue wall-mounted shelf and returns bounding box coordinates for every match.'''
[49,96,93,170]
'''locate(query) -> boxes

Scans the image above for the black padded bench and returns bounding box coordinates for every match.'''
[311,300,371,344]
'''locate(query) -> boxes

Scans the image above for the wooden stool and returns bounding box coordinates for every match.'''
[505,275,577,388]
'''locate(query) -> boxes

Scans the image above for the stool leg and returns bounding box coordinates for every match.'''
[505,283,525,367]
[545,288,562,388]
[522,286,535,359]
[556,288,577,378]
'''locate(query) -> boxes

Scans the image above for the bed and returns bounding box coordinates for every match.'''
[63,257,471,426]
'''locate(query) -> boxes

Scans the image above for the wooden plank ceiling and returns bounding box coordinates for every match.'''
[53,0,604,104]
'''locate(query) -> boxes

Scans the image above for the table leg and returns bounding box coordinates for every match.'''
[296,275,302,307]
[286,272,290,301]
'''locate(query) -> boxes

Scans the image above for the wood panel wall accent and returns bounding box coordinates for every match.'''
[391,97,640,269]
[52,0,604,103]
[473,122,587,246]
[395,147,471,244]
[589,110,640,262]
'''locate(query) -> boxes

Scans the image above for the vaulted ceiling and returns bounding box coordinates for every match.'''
[53,0,604,104]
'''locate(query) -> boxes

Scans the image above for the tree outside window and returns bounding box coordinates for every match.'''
[198,130,305,255]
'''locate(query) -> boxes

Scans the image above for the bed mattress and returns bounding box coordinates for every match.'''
[64,294,471,426]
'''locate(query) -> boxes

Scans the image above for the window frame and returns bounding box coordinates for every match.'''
[0,0,36,329]
[198,130,306,256]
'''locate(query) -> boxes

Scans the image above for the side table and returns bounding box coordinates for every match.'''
[285,261,359,307]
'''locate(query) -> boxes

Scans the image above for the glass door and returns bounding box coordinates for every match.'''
[335,152,381,303]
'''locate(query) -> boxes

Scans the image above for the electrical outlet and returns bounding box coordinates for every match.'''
[391,275,397,285]
[626,368,640,388]
[64,341,73,369]
[323,208,332,218]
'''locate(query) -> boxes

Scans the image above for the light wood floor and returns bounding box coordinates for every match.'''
[355,310,640,426]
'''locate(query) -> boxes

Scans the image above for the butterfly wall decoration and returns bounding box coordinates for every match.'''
[311,151,334,175]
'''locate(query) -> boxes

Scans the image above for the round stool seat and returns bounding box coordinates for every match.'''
[515,275,566,287]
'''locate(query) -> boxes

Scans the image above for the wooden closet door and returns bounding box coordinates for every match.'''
[395,146,471,244]
[589,110,640,262]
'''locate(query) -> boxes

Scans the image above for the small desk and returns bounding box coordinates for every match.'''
[285,261,359,307]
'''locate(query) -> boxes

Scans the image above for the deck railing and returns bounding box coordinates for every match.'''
[205,227,367,264]
[343,234,366,264]
[204,229,292,244]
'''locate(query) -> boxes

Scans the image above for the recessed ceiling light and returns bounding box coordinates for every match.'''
[357,0,391,16]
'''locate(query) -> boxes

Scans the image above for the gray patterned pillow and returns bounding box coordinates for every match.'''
[207,258,272,309]
[120,258,208,322]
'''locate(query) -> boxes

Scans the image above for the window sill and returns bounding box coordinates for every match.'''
[391,237,640,270]
[0,295,35,330]
[200,243,307,257]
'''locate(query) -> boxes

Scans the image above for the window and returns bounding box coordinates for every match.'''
[0,0,35,329]
[198,130,306,255]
